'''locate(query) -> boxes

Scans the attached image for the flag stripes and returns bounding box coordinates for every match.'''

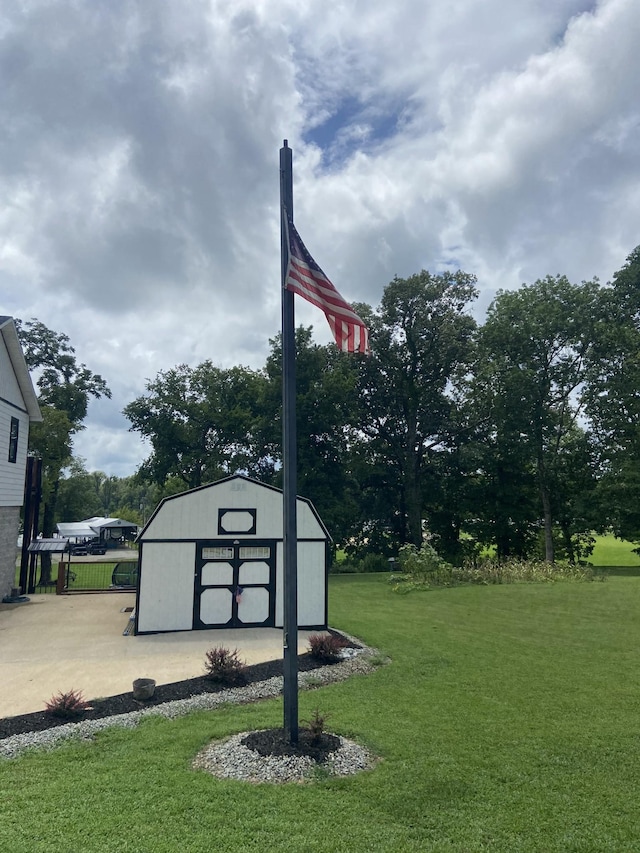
[284,215,369,354]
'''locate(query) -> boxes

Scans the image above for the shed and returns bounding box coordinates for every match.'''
[135,474,330,635]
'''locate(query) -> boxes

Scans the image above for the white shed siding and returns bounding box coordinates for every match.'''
[0,407,29,507]
[137,542,195,632]
[275,541,326,628]
[143,479,325,541]
[137,476,328,633]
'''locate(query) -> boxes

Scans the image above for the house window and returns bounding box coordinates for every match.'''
[8,417,19,463]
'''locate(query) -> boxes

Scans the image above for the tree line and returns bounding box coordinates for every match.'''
[19,246,640,564]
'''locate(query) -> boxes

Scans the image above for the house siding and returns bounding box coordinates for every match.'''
[0,331,30,508]
[0,406,29,507]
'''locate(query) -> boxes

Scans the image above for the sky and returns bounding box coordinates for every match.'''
[2,0,639,477]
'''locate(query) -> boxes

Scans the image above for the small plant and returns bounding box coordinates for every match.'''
[307,632,349,663]
[203,646,246,684]
[45,689,91,719]
[302,707,331,745]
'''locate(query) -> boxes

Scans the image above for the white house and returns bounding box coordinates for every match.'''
[0,317,42,599]
[135,474,330,634]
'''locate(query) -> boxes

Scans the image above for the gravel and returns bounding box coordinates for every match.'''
[0,635,386,773]
[193,728,378,784]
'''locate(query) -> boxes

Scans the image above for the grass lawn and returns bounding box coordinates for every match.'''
[589,533,640,567]
[2,574,640,852]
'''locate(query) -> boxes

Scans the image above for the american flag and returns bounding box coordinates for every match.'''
[284,215,370,355]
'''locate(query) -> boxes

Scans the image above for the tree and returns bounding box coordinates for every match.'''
[16,320,111,424]
[56,459,104,523]
[16,319,111,583]
[477,276,600,562]
[258,327,362,545]
[124,362,267,489]
[585,246,640,541]
[16,320,110,533]
[352,270,478,549]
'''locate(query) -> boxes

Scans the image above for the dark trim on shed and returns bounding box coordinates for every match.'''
[136,474,332,542]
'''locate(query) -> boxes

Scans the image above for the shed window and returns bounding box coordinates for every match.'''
[239,546,271,559]
[8,417,19,463]
[202,546,233,560]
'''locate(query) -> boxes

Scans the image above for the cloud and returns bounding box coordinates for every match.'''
[1,0,638,476]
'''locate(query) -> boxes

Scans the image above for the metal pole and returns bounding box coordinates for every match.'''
[19,456,36,594]
[21,456,42,595]
[280,139,299,744]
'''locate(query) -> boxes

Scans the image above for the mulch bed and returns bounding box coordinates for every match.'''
[242,727,341,762]
[0,632,359,741]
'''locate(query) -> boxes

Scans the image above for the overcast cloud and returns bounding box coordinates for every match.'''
[1,0,638,476]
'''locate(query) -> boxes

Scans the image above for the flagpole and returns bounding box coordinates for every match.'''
[280,139,299,744]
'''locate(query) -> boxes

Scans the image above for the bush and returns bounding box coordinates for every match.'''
[203,647,246,683]
[302,708,331,745]
[45,689,91,719]
[455,557,598,585]
[307,632,349,662]
[329,559,360,574]
[330,553,393,573]
[390,546,601,593]
[390,542,455,591]
[360,553,392,573]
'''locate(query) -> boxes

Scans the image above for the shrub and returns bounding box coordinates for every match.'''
[390,542,455,591]
[307,632,349,662]
[455,557,598,585]
[330,553,394,573]
[360,553,392,573]
[390,542,600,593]
[45,689,91,719]
[203,647,246,683]
[302,707,331,745]
[329,559,360,574]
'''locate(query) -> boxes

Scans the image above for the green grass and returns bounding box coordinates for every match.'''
[589,533,640,566]
[2,575,640,851]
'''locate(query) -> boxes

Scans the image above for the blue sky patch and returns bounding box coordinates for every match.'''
[305,95,409,166]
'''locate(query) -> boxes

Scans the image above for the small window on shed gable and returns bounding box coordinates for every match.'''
[8,417,19,464]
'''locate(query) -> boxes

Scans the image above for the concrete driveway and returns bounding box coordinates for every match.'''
[0,593,314,717]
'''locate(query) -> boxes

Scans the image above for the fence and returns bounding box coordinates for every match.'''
[56,560,139,594]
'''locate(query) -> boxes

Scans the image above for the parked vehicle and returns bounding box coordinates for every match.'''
[66,538,108,556]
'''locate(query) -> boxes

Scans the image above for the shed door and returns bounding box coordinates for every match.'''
[194,541,276,628]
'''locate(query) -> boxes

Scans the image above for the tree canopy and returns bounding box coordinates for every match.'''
[23,247,640,566]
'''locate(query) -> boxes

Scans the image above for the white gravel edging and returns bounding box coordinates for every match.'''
[192,730,378,784]
[1,640,386,760]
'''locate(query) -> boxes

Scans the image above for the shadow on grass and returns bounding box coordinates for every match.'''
[592,565,640,577]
